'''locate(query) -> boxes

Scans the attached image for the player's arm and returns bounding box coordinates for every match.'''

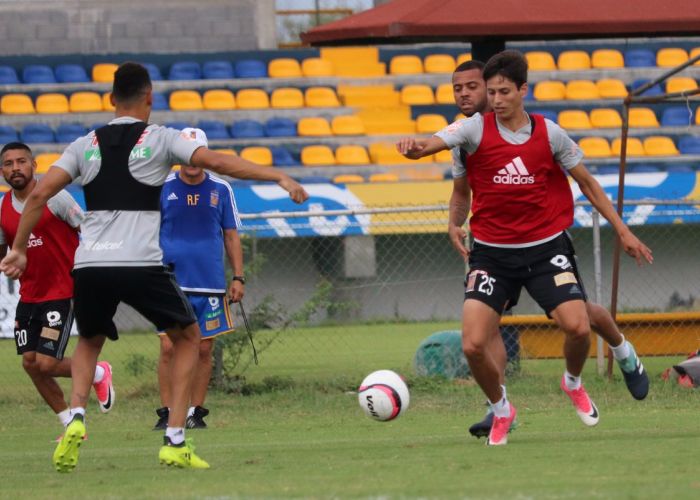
[568,163,652,265]
[448,175,471,260]
[396,136,449,159]
[224,228,244,303]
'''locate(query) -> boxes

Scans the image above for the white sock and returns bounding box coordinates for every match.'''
[187,406,195,418]
[165,427,185,445]
[93,364,105,383]
[488,385,511,418]
[57,409,72,427]
[564,371,582,390]
[610,336,631,360]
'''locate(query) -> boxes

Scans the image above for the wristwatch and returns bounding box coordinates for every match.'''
[232,275,246,285]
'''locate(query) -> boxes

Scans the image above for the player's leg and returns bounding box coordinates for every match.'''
[187,338,213,428]
[154,333,174,429]
[22,352,69,414]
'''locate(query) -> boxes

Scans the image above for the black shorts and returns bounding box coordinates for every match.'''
[72,266,196,340]
[14,299,73,359]
[464,232,587,315]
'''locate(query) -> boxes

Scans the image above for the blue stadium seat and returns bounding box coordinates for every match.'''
[678,135,700,154]
[295,175,330,184]
[168,61,201,80]
[665,163,695,173]
[55,123,87,143]
[628,163,661,173]
[270,146,298,166]
[202,61,235,79]
[630,79,663,96]
[234,59,267,78]
[524,84,534,101]
[624,49,656,67]
[0,125,18,144]
[142,63,164,81]
[22,65,56,84]
[197,120,230,139]
[151,92,169,111]
[530,109,558,123]
[661,106,694,126]
[230,119,265,138]
[20,124,55,143]
[164,121,191,131]
[55,64,90,83]
[264,117,297,137]
[597,165,619,175]
[0,66,19,84]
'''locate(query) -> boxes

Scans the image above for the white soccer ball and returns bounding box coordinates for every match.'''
[358,369,410,421]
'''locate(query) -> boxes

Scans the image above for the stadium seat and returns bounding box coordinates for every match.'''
[643,136,679,156]
[565,80,599,100]
[264,117,297,137]
[152,92,169,110]
[611,137,645,156]
[270,87,304,109]
[230,119,265,138]
[298,117,332,137]
[678,136,700,154]
[142,63,164,81]
[296,175,330,184]
[236,89,269,109]
[400,84,435,105]
[456,53,472,65]
[424,54,456,74]
[1,94,35,114]
[102,92,115,112]
[666,163,695,172]
[335,145,370,165]
[55,64,90,83]
[530,109,558,122]
[433,149,452,163]
[389,55,423,75]
[624,49,656,67]
[67,91,102,113]
[0,65,19,84]
[202,89,236,110]
[557,51,591,70]
[92,63,119,83]
[630,79,663,96]
[331,115,365,135]
[525,51,556,70]
[657,48,688,68]
[168,61,201,80]
[666,77,698,94]
[628,164,661,173]
[301,58,334,77]
[23,65,56,84]
[416,114,449,133]
[435,83,455,104]
[369,173,400,182]
[305,87,340,107]
[270,146,298,167]
[21,124,54,143]
[268,58,302,78]
[697,108,700,126]
[591,49,624,69]
[197,120,230,140]
[596,79,628,99]
[214,148,236,156]
[525,85,534,101]
[36,93,70,114]
[169,90,203,111]
[691,47,700,66]
[558,110,592,129]
[0,126,18,144]
[596,165,619,175]
[35,153,61,174]
[240,146,273,166]
[234,59,267,78]
[55,123,87,143]
[333,174,364,184]
[661,107,693,126]
[590,108,622,128]
[301,145,335,166]
[533,81,565,101]
[578,137,612,158]
[202,61,235,80]
[628,107,659,128]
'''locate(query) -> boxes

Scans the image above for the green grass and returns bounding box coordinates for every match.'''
[1,322,699,498]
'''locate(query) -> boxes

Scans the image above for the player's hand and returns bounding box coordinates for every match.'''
[228,281,244,303]
[396,138,427,160]
[621,231,653,266]
[448,224,469,260]
[278,176,309,204]
[0,249,27,280]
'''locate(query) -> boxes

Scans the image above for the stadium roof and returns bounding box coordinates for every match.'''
[301,0,700,45]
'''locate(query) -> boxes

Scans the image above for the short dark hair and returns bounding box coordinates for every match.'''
[1,141,32,157]
[483,50,528,89]
[112,62,152,104]
[454,60,485,74]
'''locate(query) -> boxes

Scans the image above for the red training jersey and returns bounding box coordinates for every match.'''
[0,193,79,302]
[466,112,573,245]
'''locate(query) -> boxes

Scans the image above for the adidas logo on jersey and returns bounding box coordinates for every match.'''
[27,232,43,248]
[167,192,178,201]
[493,156,535,185]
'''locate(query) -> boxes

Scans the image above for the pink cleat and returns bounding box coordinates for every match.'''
[486,403,517,446]
[93,361,115,413]
[560,376,599,426]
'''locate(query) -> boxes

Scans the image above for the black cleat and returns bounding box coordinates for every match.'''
[469,412,494,438]
[186,406,209,429]
[620,351,650,400]
[153,407,169,430]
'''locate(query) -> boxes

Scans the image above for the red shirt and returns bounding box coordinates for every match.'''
[466,113,573,245]
[0,193,79,302]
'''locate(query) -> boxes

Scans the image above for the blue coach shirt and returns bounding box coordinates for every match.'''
[160,171,240,294]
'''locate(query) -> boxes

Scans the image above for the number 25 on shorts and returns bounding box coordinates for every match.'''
[466,270,496,296]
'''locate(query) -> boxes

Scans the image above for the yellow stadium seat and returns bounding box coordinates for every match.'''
[35,153,61,174]
[305,87,340,107]
[333,174,364,184]
[214,148,237,155]
[102,92,115,112]
[331,115,365,135]
[400,84,435,105]
[335,145,370,165]
[319,47,386,77]
[578,137,612,158]
[374,145,431,165]
[297,117,332,137]
[657,48,688,68]
[454,112,465,121]
[416,114,449,133]
[369,173,400,182]
[565,80,599,100]
[203,89,236,110]
[270,87,304,109]
[424,54,456,74]
[236,89,269,109]
[628,107,659,128]
[435,83,455,104]
[1,94,35,114]
[611,137,645,157]
[434,149,452,163]
[697,108,700,125]
[390,55,423,75]
[92,63,118,83]
[591,49,624,69]
[590,108,622,128]
[301,145,335,166]
[268,58,302,78]
[168,90,203,111]
[596,79,628,99]
[69,92,103,112]
[301,58,334,77]
[171,164,182,171]
[368,142,392,163]
[534,81,565,101]
[643,136,679,156]
[35,93,69,114]
[691,47,700,66]
[456,53,472,65]
[666,77,698,94]
[526,51,556,70]
[558,110,592,129]
[557,51,591,70]
[240,146,272,166]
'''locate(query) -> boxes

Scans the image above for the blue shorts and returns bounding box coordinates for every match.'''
[158,294,235,339]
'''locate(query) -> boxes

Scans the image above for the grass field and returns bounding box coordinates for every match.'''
[1,322,699,499]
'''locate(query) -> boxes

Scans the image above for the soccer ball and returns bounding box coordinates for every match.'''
[357,369,410,421]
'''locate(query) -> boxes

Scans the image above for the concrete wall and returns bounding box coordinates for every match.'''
[0,0,276,56]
